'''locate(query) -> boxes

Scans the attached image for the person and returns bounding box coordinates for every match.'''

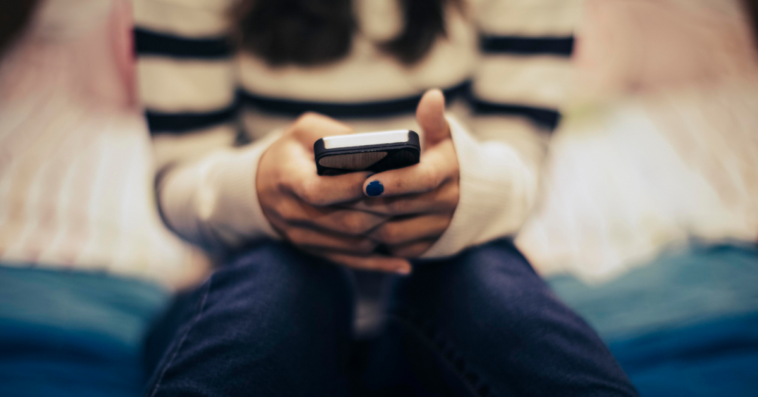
[134,0,638,395]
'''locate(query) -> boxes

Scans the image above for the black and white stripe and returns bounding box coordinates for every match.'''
[134,28,232,59]
[480,35,573,57]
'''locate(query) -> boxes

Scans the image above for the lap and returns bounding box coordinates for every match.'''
[144,240,636,397]
[359,240,638,397]
[144,242,354,397]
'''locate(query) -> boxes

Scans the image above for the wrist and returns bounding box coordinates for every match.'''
[421,116,537,258]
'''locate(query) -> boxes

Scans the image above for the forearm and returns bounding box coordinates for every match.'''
[421,116,543,258]
[158,131,282,254]
[418,0,579,258]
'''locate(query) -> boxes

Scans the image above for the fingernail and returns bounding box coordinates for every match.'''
[395,266,411,275]
[366,180,384,197]
[366,173,376,179]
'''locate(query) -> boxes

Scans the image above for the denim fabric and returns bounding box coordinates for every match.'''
[144,240,637,397]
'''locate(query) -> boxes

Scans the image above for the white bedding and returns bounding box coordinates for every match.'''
[516,0,758,282]
[518,80,758,282]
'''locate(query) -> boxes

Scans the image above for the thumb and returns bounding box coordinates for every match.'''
[416,89,450,147]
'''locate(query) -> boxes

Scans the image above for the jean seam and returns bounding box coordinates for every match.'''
[149,275,214,397]
[386,313,494,397]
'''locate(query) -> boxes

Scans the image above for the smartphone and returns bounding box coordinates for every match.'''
[314,130,420,175]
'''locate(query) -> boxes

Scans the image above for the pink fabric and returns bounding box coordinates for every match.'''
[518,0,758,282]
[0,0,207,288]
[574,0,758,98]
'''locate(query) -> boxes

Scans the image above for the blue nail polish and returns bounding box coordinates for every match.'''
[366,180,384,196]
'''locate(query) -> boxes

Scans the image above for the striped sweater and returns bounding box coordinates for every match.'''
[134,0,582,257]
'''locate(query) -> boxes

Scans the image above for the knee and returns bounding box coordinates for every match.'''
[221,242,353,312]
[146,243,356,391]
[395,240,545,318]
[413,240,534,290]
[198,243,354,344]
[455,240,538,293]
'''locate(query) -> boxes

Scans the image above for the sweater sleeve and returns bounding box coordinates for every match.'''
[421,0,580,258]
[158,131,282,253]
[134,0,279,254]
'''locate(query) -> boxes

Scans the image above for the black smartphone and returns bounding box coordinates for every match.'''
[314,130,420,175]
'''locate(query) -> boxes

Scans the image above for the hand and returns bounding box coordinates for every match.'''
[257,113,411,274]
[347,89,459,258]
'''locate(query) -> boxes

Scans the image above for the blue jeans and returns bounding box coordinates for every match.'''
[143,240,637,397]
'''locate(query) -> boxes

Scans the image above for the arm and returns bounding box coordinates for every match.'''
[134,0,278,254]
[134,0,408,273]
[425,0,579,257]
[354,0,579,259]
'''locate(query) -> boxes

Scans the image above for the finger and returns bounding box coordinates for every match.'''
[362,139,457,198]
[416,89,450,147]
[344,181,458,216]
[270,199,389,236]
[290,112,354,149]
[275,223,378,255]
[319,252,412,275]
[276,137,372,206]
[369,214,451,246]
[388,239,436,258]
[286,166,372,206]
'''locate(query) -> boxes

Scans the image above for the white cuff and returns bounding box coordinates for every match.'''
[421,116,538,258]
[160,131,282,252]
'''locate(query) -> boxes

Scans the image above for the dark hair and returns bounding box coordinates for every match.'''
[231,0,461,66]
[0,0,40,57]
[744,0,758,49]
